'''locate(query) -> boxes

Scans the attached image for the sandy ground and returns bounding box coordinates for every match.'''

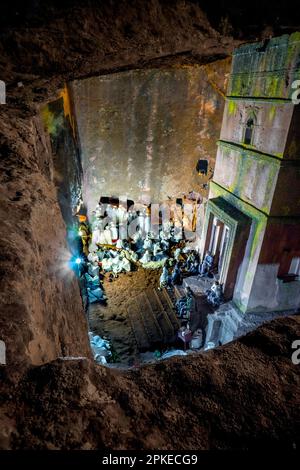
[88,267,161,364]
[88,265,215,365]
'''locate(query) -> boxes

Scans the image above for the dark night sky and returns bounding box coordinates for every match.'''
[197,0,300,37]
[1,0,300,38]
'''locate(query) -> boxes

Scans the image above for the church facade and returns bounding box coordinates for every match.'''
[201,33,300,314]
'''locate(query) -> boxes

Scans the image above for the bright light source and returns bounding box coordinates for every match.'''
[75,258,82,265]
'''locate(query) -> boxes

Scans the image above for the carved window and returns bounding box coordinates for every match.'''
[196,159,208,175]
[244,117,254,145]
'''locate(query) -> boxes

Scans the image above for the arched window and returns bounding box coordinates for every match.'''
[244,117,254,145]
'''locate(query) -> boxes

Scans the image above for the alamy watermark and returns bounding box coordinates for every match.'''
[292,80,300,105]
[0,340,6,365]
[92,201,202,243]
[291,339,300,365]
[0,80,5,104]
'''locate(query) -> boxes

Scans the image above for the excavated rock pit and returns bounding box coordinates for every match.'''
[0,0,300,450]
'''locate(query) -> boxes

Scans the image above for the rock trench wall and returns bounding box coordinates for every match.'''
[71,61,230,214]
[0,0,234,367]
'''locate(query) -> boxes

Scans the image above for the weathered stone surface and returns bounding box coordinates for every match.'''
[0,0,233,367]
[204,34,300,314]
[0,315,299,449]
[0,111,91,366]
[0,0,299,451]
[71,61,230,213]
[228,33,300,99]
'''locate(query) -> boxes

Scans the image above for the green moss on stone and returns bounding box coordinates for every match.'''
[268,104,277,122]
[210,181,267,260]
[228,33,300,99]
[41,105,63,136]
[228,99,237,115]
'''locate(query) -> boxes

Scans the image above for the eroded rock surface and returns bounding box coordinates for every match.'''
[0,316,299,449]
[0,0,299,450]
[0,0,234,367]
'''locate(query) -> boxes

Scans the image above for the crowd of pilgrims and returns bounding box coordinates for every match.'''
[76,201,223,314]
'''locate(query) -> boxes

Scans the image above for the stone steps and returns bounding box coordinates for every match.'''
[148,288,175,342]
[156,288,180,332]
[138,292,163,344]
[127,301,151,351]
[127,287,180,351]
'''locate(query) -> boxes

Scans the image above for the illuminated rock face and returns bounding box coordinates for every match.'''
[0,0,234,369]
[0,110,92,367]
[71,61,230,215]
